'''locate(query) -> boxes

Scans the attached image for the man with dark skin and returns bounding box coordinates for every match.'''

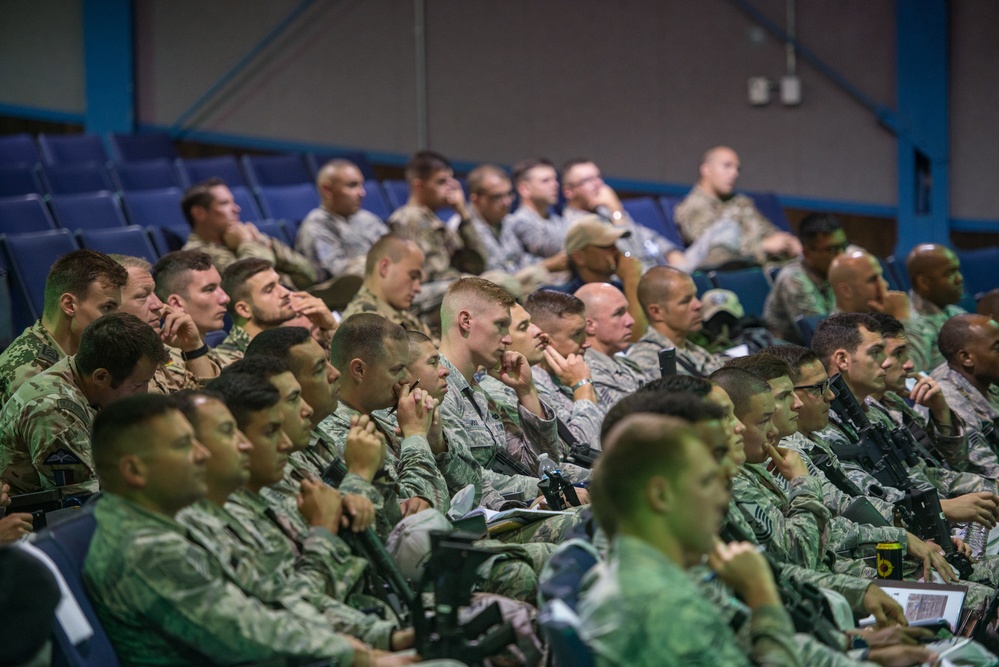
[905,243,967,372]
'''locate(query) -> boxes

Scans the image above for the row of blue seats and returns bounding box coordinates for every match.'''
[0,130,374,176]
[0,153,375,199]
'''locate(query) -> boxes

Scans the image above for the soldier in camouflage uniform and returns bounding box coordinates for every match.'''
[763,214,846,343]
[295,159,389,281]
[172,390,402,650]
[904,243,967,373]
[215,258,336,368]
[84,394,413,666]
[340,234,434,339]
[932,314,999,477]
[627,266,727,380]
[0,313,166,495]
[181,178,319,290]
[579,413,802,666]
[0,249,127,405]
[508,157,570,259]
[674,146,801,269]
[523,289,604,450]
[573,282,646,409]
[112,254,221,393]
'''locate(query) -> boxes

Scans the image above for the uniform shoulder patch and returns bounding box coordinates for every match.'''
[55,398,91,425]
[38,345,60,366]
[43,448,84,466]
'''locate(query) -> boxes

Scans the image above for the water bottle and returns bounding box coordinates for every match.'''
[538,453,558,480]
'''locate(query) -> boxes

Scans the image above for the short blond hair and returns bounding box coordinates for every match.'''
[440,277,515,331]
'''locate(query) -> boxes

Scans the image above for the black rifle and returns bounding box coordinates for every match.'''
[564,443,600,468]
[720,523,842,649]
[321,455,414,625]
[485,447,535,478]
[537,466,581,511]
[827,374,973,579]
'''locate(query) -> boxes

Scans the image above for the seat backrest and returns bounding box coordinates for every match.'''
[111,159,182,192]
[956,247,999,299]
[307,149,376,179]
[691,271,714,297]
[708,267,772,318]
[361,181,391,220]
[0,164,45,197]
[77,226,159,264]
[795,313,827,347]
[38,134,109,167]
[621,197,668,238]
[0,194,57,234]
[538,600,596,667]
[657,196,688,247]
[121,188,188,229]
[1,229,80,328]
[175,156,247,189]
[0,132,42,166]
[51,192,129,231]
[253,219,292,246]
[257,184,320,222]
[230,185,263,222]
[538,539,600,611]
[32,507,122,667]
[242,154,312,188]
[42,163,115,195]
[109,132,176,163]
[884,255,910,292]
[382,179,410,211]
[746,191,792,233]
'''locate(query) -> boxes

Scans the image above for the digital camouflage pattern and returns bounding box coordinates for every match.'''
[184,231,319,290]
[674,188,778,266]
[931,364,999,478]
[0,319,65,406]
[904,291,966,374]
[84,494,357,666]
[764,259,835,344]
[295,206,388,281]
[212,323,252,368]
[582,349,645,410]
[340,285,434,339]
[625,326,726,381]
[507,205,569,258]
[531,365,605,451]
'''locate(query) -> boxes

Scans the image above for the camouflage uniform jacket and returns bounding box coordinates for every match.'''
[564,205,679,270]
[176,498,393,649]
[475,372,560,469]
[625,326,726,381]
[0,319,65,406]
[584,348,645,410]
[340,284,433,339]
[732,462,831,570]
[674,187,779,265]
[931,364,999,478]
[531,365,605,451]
[183,231,319,290]
[507,204,568,258]
[387,204,482,282]
[577,534,800,667]
[773,433,908,559]
[763,259,835,343]
[453,208,544,274]
[314,402,450,538]
[439,356,541,508]
[84,494,356,666]
[295,206,388,281]
[0,356,98,495]
[905,292,965,373]
[148,345,222,395]
[213,323,251,368]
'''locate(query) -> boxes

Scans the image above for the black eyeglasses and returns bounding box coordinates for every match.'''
[794,378,831,396]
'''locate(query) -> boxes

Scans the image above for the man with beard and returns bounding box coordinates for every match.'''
[215,258,336,366]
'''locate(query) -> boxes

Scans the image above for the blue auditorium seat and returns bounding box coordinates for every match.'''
[111,159,183,192]
[31,506,122,667]
[691,271,713,297]
[1,229,80,328]
[77,226,159,263]
[242,154,312,188]
[307,149,376,179]
[231,185,263,222]
[746,191,792,233]
[175,156,248,188]
[361,181,391,220]
[884,254,910,292]
[51,192,129,231]
[257,184,320,222]
[0,194,57,234]
[122,188,188,229]
[42,163,115,195]
[109,132,176,162]
[621,197,669,239]
[657,196,687,247]
[708,267,771,318]
[796,314,827,347]
[957,247,999,298]
[0,132,42,166]
[0,164,45,197]
[382,179,409,211]
[539,600,595,667]
[253,219,292,246]
[38,133,109,166]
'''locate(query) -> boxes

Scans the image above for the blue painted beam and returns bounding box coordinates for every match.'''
[82,0,134,135]
[894,0,949,256]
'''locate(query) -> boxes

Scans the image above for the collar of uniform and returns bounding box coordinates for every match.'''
[441,354,473,393]
[32,319,67,357]
[226,486,271,514]
[638,326,678,350]
[98,492,188,531]
[909,290,945,316]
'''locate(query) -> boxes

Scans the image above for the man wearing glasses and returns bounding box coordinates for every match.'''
[764,213,848,343]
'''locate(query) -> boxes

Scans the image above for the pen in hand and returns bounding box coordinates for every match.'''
[387,379,420,415]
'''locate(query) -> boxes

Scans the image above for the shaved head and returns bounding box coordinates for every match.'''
[906,243,963,308]
[576,282,635,355]
[828,250,885,313]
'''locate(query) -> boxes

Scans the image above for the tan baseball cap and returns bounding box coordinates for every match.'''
[565,214,631,254]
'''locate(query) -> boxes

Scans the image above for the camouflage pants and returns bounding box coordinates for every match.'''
[494,507,588,545]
